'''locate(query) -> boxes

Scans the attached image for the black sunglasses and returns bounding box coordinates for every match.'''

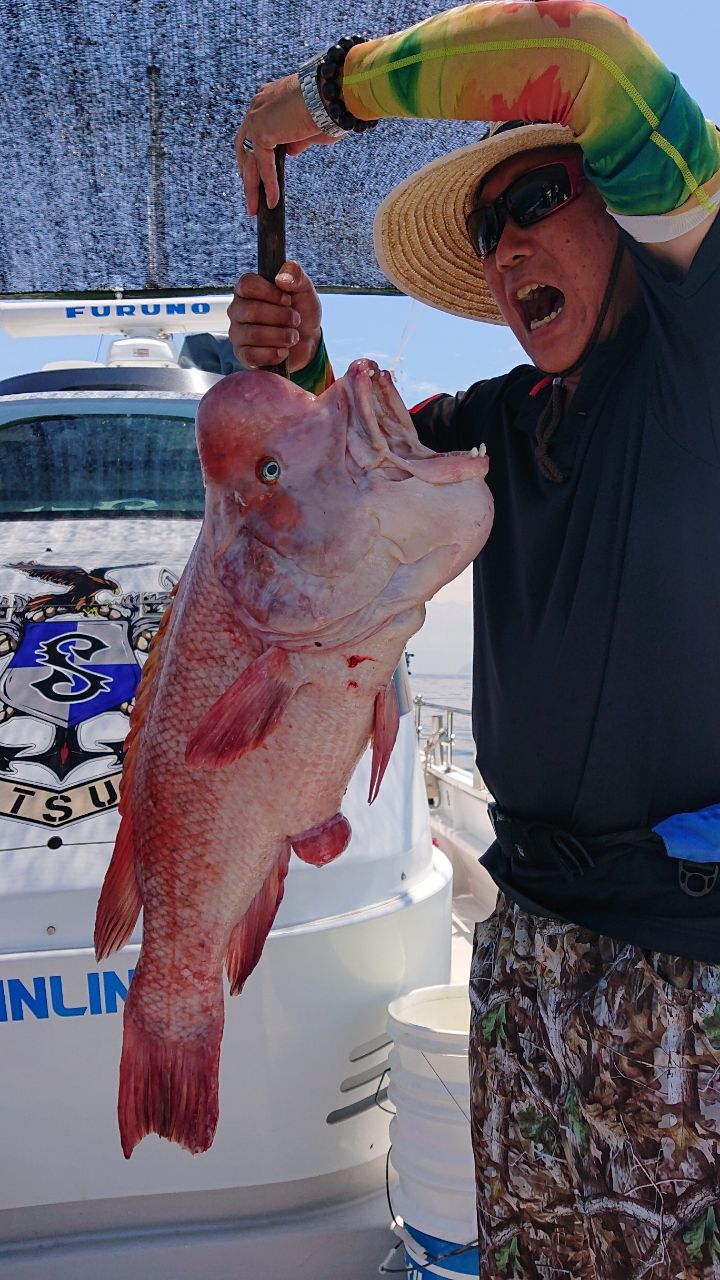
[466,157,587,260]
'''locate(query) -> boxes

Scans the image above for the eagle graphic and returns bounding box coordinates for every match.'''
[7,562,148,613]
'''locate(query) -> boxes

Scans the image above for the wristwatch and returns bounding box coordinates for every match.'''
[297,57,348,140]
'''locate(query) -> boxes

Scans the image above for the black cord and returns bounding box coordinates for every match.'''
[379,1144,479,1275]
[374,1067,395,1115]
[384,1147,395,1224]
[540,232,626,380]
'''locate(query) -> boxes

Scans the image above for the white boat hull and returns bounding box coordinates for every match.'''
[0,848,453,1277]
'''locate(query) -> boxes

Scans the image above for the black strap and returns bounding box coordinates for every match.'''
[489,805,720,897]
[534,377,567,483]
[533,235,627,483]
[541,233,627,381]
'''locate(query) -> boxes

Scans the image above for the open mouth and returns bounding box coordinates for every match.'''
[516,282,566,333]
[344,361,490,485]
[380,443,489,486]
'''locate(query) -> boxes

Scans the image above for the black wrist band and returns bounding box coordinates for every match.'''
[316,35,379,135]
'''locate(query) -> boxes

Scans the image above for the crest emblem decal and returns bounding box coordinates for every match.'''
[3,620,140,727]
[0,562,178,830]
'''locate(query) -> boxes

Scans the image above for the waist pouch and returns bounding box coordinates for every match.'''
[488,804,720,899]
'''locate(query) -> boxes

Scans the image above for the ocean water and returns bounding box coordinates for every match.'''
[409,672,475,772]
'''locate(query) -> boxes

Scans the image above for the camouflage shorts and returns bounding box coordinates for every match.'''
[469,894,720,1279]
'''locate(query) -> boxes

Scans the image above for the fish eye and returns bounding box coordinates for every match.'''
[257,457,281,485]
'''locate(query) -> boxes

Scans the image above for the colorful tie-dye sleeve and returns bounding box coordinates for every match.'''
[342,2,720,238]
[290,333,335,394]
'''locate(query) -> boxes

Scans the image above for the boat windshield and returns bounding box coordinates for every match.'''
[0,412,204,518]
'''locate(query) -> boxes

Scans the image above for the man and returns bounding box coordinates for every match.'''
[230,4,720,1274]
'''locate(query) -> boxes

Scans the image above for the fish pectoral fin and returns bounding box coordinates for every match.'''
[94,813,142,961]
[291,813,352,866]
[185,645,297,768]
[368,681,400,805]
[225,843,292,995]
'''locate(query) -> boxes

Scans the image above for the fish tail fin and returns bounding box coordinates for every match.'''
[94,814,142,960]
[118,996,223,1158]
[225,843,292,995]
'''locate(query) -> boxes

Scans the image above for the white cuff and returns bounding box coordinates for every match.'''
[609,185,720,244]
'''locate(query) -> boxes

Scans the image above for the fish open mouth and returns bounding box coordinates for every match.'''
[348,420,488,485]
[516,282,566,333]
[396,445,489,484]
[344,360,489,484]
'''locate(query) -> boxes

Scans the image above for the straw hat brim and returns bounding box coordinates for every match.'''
[374,123,575,325]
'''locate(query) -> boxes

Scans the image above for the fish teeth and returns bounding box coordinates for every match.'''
[479,443,487,457]
[469,444,487,459]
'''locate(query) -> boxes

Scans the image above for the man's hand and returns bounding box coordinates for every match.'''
[236,73,340,215]
[227,260,322,372]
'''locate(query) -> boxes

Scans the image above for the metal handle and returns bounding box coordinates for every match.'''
[257,145,289,378]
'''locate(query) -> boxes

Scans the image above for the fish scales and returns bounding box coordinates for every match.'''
[95,359,493,1156]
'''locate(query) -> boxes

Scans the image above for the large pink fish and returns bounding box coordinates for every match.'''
[94,360,493,1157]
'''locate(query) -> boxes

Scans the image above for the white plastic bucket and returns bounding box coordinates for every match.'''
[386,985,478,1277]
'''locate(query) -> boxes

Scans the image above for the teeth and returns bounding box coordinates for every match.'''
[516,282,543,300]
[479,443,487,457]
[469,446,478,457]
[469,444,487,459]
[529,306,563,331]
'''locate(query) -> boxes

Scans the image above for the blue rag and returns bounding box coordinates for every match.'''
[653,803,720,863]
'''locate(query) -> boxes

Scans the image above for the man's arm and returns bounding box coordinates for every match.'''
[408,392,463,452]
[290,332,334,395]
[238,4,720,272]
[649,210,719,274]
[341,2,719,271]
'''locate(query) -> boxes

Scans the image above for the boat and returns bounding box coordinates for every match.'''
[0,299,494,1279]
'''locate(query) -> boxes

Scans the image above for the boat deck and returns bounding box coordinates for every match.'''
[451,891,493,982]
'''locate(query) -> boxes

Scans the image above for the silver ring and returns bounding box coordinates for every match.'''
[242,137,254,152]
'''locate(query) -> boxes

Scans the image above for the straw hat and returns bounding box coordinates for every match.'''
[374,122,575,325]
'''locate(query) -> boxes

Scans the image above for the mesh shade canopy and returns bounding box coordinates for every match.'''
[0,0,485,297]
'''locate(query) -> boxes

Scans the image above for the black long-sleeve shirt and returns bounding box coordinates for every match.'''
[411,216,720,960]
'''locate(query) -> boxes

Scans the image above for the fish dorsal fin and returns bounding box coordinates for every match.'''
[94,584,178,961]
[185,645,298,768]
[225,844,292,995]
[94,804,142,960]
[121,582,179,799]
[368,680,400,804]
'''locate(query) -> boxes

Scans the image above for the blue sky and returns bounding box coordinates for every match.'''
[1,1,716,672]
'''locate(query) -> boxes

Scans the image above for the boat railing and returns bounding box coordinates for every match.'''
[413,695,473,775]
